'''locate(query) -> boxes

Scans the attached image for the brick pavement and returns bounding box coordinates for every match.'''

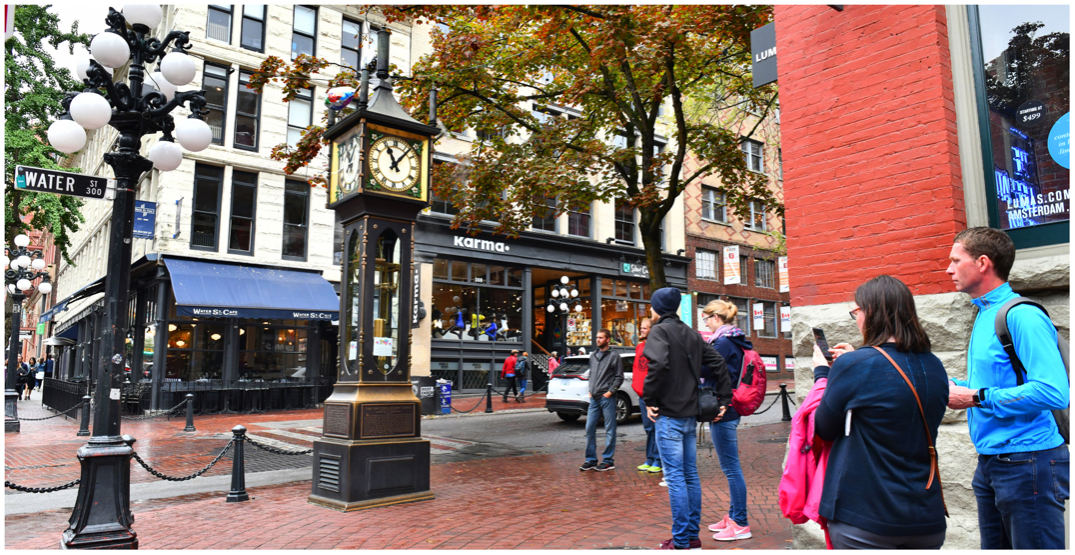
[5,392,794,550]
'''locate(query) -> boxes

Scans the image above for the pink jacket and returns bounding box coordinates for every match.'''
[778,378,833,545]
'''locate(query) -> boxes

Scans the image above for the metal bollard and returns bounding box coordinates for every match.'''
[77,395,91,436]
[485,383,494,413]
[779,383,792,422]
[227,425,249,502]
[183,393,196,432]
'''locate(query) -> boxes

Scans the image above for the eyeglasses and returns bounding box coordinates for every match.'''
[702,314,716,322]
[849,307,862,320]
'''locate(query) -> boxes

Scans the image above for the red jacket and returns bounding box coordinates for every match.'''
[632,341,648,397]
[501,355,517,378]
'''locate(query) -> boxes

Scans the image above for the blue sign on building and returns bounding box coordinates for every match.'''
[133,201,156,239]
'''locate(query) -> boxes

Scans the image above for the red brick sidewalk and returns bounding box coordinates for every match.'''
[5,395,793,550]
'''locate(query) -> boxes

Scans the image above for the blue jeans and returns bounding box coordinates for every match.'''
[656,416,701,548]
[584,395,617,464]
[711,418,748,527]
[638,397,661,466]
[972,444,1069,549]
[519,379,527,395]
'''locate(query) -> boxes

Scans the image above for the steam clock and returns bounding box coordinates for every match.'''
[309,31,439,511]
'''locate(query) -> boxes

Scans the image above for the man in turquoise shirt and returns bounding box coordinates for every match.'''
[946,227,1068,549]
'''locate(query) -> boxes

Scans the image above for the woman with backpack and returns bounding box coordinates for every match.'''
[700,300,752,542]
[515,352,530,402]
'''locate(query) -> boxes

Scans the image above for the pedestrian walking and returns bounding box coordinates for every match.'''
[579,329,622,472]
[811,275,949,549]
[945,227,1068,550]
[633,318,662,474]
[515,351,531,402]
[34,357,45,391]
[643,287,731,550]
[501,349,519,402]
[700,300,752,541]
[17,356,32,401]
[547,351,560,374]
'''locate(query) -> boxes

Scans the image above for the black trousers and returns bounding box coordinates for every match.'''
[502,376,518,400]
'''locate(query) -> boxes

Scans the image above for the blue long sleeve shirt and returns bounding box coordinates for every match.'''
[951,282,1068,454]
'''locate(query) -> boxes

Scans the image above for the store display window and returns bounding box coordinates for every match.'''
[600,278,651,347]
[431,258,523,342]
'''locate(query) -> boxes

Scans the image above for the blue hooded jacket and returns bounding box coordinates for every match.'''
[702,327,752,422]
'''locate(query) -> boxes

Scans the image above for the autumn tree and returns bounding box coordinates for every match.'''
[254,5,777,289]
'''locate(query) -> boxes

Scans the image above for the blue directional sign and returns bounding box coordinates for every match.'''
[133,201,157,239]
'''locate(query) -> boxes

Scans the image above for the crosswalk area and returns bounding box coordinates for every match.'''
[249,425,475,455]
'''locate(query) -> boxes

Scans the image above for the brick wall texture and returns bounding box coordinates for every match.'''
[774,5,966,307]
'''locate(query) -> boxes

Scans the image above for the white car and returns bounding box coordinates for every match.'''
[545,354,639,424]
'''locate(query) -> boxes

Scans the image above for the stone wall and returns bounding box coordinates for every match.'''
[788,253,1069,549]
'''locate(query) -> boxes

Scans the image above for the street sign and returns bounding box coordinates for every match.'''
[751,22,777,88]
[133,201,157,239]
[15,166,114,200]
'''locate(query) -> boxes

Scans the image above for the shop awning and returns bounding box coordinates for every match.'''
[164,258,339,320]
[38,279,104,322]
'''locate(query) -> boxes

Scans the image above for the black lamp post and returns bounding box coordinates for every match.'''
[4,234,53,433]
[48,6,210,549]
[546,276,582,353]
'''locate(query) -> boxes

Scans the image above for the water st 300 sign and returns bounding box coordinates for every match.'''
[15,165,113,200]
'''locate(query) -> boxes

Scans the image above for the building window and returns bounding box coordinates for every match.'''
[282,179,309,260]
[291,5,317,59]
[202,63,229,146]
[696,249,717,280]
[755,258,776,289]
[742,138,764,173]
[745,200,767,231]
[228,171,257,254]
[430,186,458,216]
[191,164,223,250]
[731,297,750,335]
[287,87,313,149]
[614,200,635,244]
[567,203,591,238]
[341,18,362,70]
[207,5,232,43]
[759,301,777,337]
[240,5,266,52]
[234,70,260,150]
[739,255,749,285]
[701,187,726,222]
[532,196,557,232]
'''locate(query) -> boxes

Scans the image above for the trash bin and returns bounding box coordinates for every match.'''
[411,376,438,415]
[436,379,452,414]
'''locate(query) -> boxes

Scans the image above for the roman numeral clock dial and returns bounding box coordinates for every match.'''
[369,135,421,193]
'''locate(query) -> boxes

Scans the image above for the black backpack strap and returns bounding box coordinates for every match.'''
[994,298,1049,386]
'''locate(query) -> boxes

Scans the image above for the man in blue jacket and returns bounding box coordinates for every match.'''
[946,227,1069,549]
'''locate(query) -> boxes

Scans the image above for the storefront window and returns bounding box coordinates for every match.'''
[974,5,1069,240]
[431,257,523,343]
[600,278,651,347]
[238,319,311,380]
[165,320,224,381]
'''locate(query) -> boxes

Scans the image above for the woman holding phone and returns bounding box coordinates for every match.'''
[811,275,949,549]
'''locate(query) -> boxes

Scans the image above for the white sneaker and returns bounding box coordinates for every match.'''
[659,480,667,487]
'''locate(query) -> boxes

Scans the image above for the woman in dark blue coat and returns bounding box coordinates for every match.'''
[811,275,949,549]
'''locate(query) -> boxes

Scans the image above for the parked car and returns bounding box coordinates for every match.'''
[545,353,638,424]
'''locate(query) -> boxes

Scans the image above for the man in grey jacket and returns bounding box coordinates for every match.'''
[580,329,624,471]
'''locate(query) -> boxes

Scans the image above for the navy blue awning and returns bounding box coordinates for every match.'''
[164,258,339,320]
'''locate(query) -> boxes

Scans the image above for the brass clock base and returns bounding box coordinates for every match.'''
[309,489,435,512]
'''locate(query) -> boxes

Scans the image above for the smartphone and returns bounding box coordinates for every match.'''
[812,327,834,362]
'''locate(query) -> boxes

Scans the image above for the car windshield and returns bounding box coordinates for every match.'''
[554,362,588,374]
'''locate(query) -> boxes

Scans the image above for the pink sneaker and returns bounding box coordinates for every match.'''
[712,523,751,541]
[707,515,733,533]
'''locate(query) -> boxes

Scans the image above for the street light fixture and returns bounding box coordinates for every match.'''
[44,5,209,549]
[5,234,53,434]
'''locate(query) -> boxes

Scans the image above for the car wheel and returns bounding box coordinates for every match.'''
[615,394,631,425]
[557,412,580,422]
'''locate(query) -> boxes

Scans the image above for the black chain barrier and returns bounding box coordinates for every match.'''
[450,389,490,413]
[244,436,313,455]
[131,440,234,481]
[19,401,87,421]
[121,397,189,420]
[750,393,785,416]
[5,478,81,493]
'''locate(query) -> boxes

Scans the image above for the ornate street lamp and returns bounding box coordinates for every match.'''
[4,234,53,433]
[547,275,583,355]
[45,5,209,549]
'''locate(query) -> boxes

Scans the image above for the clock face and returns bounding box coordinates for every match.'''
[369,135,421,192]
[338,134,362,195]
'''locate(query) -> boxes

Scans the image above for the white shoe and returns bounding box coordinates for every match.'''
[659,480,667,487]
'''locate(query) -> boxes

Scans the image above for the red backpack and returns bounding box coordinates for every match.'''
[732,347,767,416]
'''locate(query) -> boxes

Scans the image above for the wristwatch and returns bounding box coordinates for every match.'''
[972,388,986,408]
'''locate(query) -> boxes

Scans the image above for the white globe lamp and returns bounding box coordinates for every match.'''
[16,255,31,268]
[90,32,131,69]
[76,57,114,81]
[559,302,568,312]
[13,234,30,247]
[147,71,177,100]
[47,119,87,153]
[546,305,555,313]
[70,92,113,130]
[175,118,213,152]
[551,289,559,298]
[38,282,52,295]
[570,289,579,298]
[160,51,196,86]
[575,304,583,313]
[31,258,47,271]
[16,279,32,291]
[122,5,163,29]
[560,276,569,285]
[148,140,183,171]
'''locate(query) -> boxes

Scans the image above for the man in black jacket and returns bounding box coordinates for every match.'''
[643,287,732,550]
[580,329,623,472]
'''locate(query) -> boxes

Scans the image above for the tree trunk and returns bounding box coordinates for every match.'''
[638,207,668,291]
